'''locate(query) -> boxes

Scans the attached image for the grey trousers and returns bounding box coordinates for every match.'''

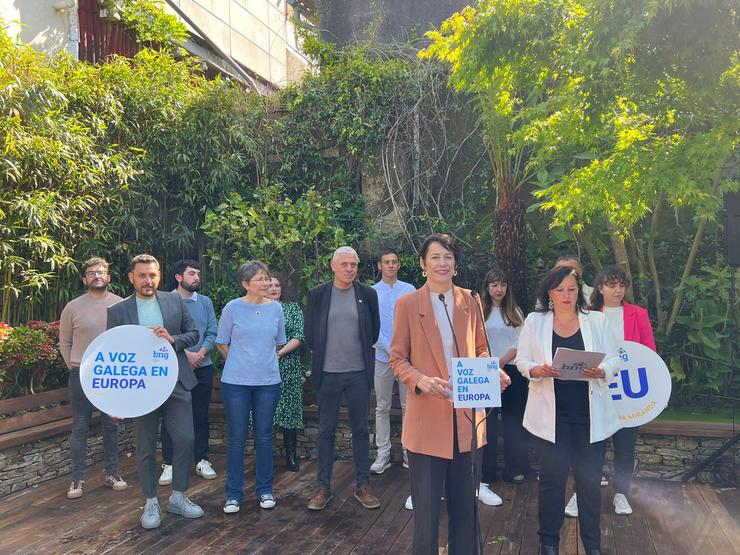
[134,381,194,498]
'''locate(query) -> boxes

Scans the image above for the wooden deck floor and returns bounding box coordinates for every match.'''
[0,454,737,554]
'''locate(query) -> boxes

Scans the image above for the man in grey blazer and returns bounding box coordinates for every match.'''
[107,254,203,529]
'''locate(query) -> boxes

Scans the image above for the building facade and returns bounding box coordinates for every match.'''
[0,0,313,90]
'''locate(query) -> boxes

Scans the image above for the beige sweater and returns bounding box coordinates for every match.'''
[59,292,123,368]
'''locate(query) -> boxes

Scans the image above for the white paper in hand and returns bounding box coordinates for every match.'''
[552,348,605,381]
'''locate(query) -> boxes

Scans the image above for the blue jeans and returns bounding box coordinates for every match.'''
[316,371,371,489]
[68,368,119,480]
[221,381,281,501]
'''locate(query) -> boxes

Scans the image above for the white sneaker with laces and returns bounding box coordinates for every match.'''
[196,459,217,480]
[259,493,276,509]
[404,495,413,510]
[478,483,503,506]
[223,499,240,514]
[158,464,172,486]
[370,455,391,475]
[565,493,578,517]
[613,493,633,515]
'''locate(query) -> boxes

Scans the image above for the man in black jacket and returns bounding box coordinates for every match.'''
[305,246,381,511]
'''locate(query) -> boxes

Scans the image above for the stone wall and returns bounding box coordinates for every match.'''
[2,414,736,499]
[0,421,136,498]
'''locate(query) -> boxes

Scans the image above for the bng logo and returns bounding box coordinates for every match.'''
[618,347,629,363]
[153,347,169,360]
[609,368,649,401]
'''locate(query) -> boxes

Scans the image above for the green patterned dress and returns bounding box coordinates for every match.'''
[274,302,305,429]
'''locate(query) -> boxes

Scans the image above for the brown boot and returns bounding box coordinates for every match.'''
[354,485,380,509]
[307,487,333,511]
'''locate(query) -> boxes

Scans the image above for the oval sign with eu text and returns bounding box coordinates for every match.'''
[609,340,672,428]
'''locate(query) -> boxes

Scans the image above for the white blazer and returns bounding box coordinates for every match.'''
[516,310,621,443]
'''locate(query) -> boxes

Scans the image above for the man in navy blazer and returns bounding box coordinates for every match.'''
[305,246,381,512]
[107,254,203,529]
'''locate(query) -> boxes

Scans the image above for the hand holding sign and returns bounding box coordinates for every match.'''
[80,325,178,418]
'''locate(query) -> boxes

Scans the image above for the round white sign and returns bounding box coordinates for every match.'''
[609,340,672,427]
[80,325,178,418]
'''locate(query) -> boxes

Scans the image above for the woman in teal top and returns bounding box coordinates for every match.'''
[266,273,305,472]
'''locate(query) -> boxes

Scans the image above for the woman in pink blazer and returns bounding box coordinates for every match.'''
[390,233,509,555]
[590,265,655,516]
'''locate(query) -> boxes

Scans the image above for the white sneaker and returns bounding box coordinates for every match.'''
[601,475,609,486]
[404,495,413,510]
[196,459,217,480]
[478,483,503,506]
[259,493,276,509]
[613,493,633,515]
[565,493,578,517]
[370,455,391,475]
[158,464,172,486]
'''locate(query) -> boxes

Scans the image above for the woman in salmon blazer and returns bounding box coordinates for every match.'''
[390,233,510,555]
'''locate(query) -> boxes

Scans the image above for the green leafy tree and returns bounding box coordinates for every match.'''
[424,0,738,334]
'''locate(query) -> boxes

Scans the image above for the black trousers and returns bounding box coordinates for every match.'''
[482,364,531,482]
[537,420,606,551]
[611,426,639,494]
[408,421,477,555]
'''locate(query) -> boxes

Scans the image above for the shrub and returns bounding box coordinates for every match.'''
[0,321,65,398]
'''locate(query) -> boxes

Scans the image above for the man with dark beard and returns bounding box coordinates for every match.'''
[59,257,127,499]
[159,259,218,485]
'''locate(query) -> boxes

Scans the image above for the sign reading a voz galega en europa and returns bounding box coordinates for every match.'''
[80,325,178,418]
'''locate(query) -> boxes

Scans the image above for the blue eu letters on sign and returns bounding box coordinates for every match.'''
[609,367,649,401]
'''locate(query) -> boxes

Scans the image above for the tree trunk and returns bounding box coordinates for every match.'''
[607,221,633,298]
[493,199,528,309]
[647,192,665,329]
[577,229,602,272]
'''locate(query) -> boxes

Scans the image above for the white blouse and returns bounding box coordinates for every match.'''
[485,307,523,360]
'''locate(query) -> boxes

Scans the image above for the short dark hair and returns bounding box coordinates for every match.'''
[82,257,109,275]
[535,265,588,314]
[590,265,630,310]
[236,260,269,284]
[129,254,159,272]
[419,233,459,264]
[172,259,200,281]
[377,248,400,263]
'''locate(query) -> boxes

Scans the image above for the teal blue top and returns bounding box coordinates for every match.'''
[136,296,164,327]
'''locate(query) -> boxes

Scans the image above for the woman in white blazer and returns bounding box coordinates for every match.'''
[516,265,620,555]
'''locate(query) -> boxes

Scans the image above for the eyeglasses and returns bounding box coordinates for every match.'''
[85,270,107,277]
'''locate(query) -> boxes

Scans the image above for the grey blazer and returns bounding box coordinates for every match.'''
[106,291,199,390]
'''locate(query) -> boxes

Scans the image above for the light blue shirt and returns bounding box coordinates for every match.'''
[136,296,163,327]
[174,291,218,368]
[217,299,286,386]
[372,279,415,363]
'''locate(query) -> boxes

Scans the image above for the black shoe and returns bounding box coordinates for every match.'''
[539,545,559,555]
[282,428,300,472]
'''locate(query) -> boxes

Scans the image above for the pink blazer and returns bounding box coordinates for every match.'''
[605,301,656,351]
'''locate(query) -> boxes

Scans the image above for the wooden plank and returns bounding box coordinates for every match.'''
[0,415,97,450]
[641,420,735,438]
[0,405,73,435]
[0,388,68,415]
[688,485,737,554]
